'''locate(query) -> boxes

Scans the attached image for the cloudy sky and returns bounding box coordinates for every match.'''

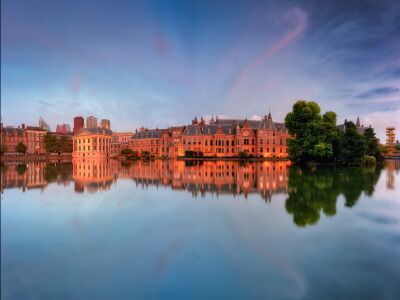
[2,0,399,140]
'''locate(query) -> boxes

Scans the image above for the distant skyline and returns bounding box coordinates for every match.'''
[2,0,400,140]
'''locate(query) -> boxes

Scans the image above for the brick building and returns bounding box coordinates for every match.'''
[1,124,27,154]
[128,112,289,159]
[25,126,47,154]
[73,116,84,133]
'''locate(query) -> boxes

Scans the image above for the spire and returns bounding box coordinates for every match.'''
[356,116,361,127]
[268,107,272,120]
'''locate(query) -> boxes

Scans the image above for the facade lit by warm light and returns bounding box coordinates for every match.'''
[72,128,113,158]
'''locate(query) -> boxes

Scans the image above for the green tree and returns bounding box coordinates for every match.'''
[121,148,134,155]
[44,134,57,152]
[16,142,27,154]
[285,101,339,164]
[58,136,69,153]
[338,121,367,165]
[1,144,8,154]
[363,127,383,161]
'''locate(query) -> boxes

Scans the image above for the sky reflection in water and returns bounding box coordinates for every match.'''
[1,160,400,300]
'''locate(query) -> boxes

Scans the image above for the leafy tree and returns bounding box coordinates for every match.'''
[44,134,57,152]
[121,148,134,155]
[1,144,8,154]
[58,136,70,153]
[16,142,27,154]
[285,101,339,164]
[338,121,367,165]
[363,127,383,161]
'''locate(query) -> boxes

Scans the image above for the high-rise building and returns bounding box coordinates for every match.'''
[73,116,84,133]
[101,119,110,130]
[39,116,50,132]
[86,116,98,129]
[56,124,71,134]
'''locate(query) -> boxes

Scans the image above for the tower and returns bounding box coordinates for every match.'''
[73,116,84,133]
[101,119,110,130]
[86,116,98,129]
[356,116,361,127]
[386,127,396,156]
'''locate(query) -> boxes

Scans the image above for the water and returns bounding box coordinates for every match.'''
[1,159,400,300]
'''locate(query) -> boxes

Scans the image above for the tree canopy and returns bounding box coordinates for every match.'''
[16,142,27,154]
[285,100,382,165]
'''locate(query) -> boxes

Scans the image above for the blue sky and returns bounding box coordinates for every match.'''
[2,0,400,140]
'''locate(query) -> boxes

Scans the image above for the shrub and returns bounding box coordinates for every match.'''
[363,155,376,166]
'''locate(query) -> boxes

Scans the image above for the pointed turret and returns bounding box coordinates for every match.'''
[356,116,361,127]
[268,108,272,120]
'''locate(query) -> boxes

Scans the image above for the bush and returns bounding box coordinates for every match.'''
[121,148,134,155]
[238,151,249,158]
[363,155,376,166]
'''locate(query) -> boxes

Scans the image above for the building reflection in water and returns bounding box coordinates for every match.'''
[1,159,290,200]
[1,161,72,193]
[1,159,385,228]
[386,160,400,190]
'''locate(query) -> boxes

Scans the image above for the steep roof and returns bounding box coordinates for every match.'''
[2,127,24,136]
[183,124,203,135]
[258,117,277,130]
[133,129,161,139]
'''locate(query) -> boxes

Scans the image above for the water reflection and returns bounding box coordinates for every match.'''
[2,159,397,227]
[285,166,383,227]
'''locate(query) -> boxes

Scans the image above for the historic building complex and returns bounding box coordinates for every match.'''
[129,112,290,158]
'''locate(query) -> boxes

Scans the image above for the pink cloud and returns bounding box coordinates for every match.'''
[229,8,308,99]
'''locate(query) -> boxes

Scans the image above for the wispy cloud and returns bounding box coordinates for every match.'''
[355,87,399,99]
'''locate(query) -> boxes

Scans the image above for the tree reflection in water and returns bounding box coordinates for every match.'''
[285,166,383,227]
[1,159,388,228]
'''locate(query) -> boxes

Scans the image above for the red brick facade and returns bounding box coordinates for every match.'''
[129,113,290,158]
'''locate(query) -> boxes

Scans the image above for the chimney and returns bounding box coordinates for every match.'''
[22,124,25,129]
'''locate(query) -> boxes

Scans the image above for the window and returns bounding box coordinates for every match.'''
[252,139,255,145]
[260,147,263,153]
[226,141,229,146]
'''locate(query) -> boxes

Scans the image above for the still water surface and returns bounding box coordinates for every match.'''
[1,159,400,300]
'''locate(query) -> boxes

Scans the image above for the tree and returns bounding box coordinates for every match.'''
[363,127,383,161]
[285,101,339,164]
[338,121,367,165]
[16,142,27,154]
[121,148,134,155]
[44,135,57,153]
[1,144,8,154]
[58,136,70,153]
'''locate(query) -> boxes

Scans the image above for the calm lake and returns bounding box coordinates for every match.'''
[1,159,399,300]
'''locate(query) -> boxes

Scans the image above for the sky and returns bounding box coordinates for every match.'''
[1,0,400,140]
